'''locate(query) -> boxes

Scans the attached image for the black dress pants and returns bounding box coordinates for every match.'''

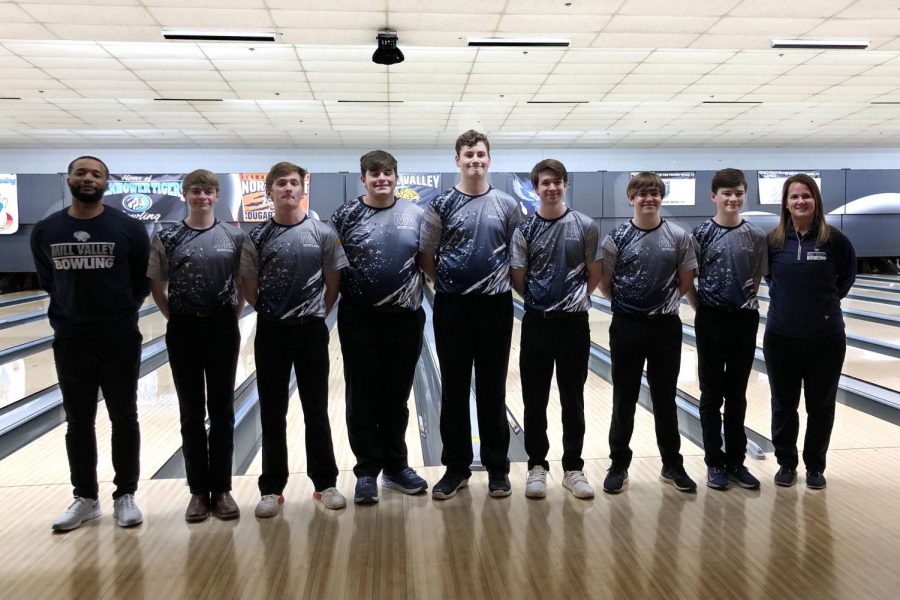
[337,300,425,477]
[764,331,845,473]
[694,307,759,468]
[433,291,513,475]
[166,309,241,494]
[520,311,589,472]
[255,316,338,494]
[53,330,142,500]
[608,313,684,470]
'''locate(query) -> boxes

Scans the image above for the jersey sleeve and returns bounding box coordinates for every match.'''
[752,228,768,278]
[601,233,619,274]
[129,221,151,302]
[322,223,349,272]
[676,229,698,271]
[29,223,53,294]
[146,234,168,280]
[419,204,442,254]
[584,219,601,263]
[509,228,527,270]
[239,236,259,278]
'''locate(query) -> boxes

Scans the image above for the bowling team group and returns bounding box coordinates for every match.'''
[28,129,856,532]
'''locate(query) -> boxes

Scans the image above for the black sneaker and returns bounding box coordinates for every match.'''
[488,472,512,497]
[354,475,379,505]
[382,468,428,495]
[726,465,761,490]
[432,471,469,500]
[774,466,797,487]
[660,466,697,493]
[603,468,628,494]
[806,471,827,489]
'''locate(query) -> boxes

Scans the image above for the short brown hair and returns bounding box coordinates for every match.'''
[182,169,219,192]
[455,129,490,155]
[711,168,747,194]
[626,172,666,199]
[360,150,398,176]
[265,161,308,193]
[530,159,568,188]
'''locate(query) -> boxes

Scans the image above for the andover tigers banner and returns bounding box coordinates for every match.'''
[104,174,186,222]
[240,172,310,222]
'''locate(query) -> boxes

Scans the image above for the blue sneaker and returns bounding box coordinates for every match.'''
[706,466,729,490]
[354,475,379,505]
[382,468,428,495]
[727,465,761,489]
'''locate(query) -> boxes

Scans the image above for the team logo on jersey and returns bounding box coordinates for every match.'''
[73,231,91,242]
[299,233,317,247]
[122,194,153,213]
[659,236,676,251]
[394,212,418,229]
[213,234,234,252]
[740,230,754,251]
[564,222,581,241]
[484,202,502,220]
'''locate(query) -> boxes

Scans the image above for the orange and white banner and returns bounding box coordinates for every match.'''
[240,172,310,222]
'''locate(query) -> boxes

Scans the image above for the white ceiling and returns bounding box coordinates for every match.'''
[1,0,900,149]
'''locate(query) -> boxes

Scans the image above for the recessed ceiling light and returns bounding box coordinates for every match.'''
[467,37,569,48]
[162,28,277,42]
[771,38,868,50]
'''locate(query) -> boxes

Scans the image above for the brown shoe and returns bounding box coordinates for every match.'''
[212,492,240,520]
[185,493,210,523]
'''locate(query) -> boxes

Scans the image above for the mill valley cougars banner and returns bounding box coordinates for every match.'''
[395,173,441,207]
[104,174,186,222]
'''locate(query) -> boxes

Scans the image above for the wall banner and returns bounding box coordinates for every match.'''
[395,173,442,207]
[630,171,696,206]
[0,174,19,234]
[758,171,822,205]
[239,172,310,222]
[104,174,185,222]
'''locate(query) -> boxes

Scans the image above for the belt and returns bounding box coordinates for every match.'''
[525,308,587,320]
[173,305,233,318]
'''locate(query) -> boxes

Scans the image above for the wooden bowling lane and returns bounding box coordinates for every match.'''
[0,297,50,321]
[587,307,900,452]
[505,317,703,470]
[0,290,45,304]
[0,298,157,353]
[754,298,900,347]
[0,310,171,411]
[0,313,258,488]
[7,447,900,600]
[243,327,426,480]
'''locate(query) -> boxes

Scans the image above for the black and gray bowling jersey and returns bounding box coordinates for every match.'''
[330,197,424,310]
[602,220,697,316]
[691,219,768,310]
[148,220,245,314]
[239,217,348,319]
[420,187,521,295]
[510,209,601,312]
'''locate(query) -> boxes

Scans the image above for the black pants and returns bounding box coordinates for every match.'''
[433,291,513,475]
[53,331,142,500]
[338,300,425,477]
[255,316,338,494]
[520,311,589,472]
[694,307,759,468]
[608,313,684,470]
[764,331,846,473]
[166,310,241,495]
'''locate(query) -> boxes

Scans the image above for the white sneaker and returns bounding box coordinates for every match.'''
[52,497,101,532]
[255,494,284,518]
[112,494,143,527]
[563,470,595,499]
[313,487,346,510]
[525,466,548,499]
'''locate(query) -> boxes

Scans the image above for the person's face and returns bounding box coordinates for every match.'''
[455,142,491,177]
[629,188,662,216]
[67,158,108,204]
[268,171,304,211]
[712,186,745,215]
[361,167,397,199]
[184,184,219,215]
[786,182,816,222]
[536,171,566,206]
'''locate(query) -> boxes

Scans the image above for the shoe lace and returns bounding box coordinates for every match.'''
[527,468,546,484]
[117,494,136,511]
[566,471,588,485]
[67,497,87,512]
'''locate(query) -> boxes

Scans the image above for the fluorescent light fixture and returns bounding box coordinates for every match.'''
[771,38,868,50]
[468,37,569,48]
[162,28,277,42]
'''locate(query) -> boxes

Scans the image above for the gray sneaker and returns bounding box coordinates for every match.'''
[563,470,595,499]
[52,497,101,532]
[525,466,548,499]
[112,494,143,528]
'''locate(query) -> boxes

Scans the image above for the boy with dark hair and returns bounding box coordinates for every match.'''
[599,171,698,494]
[419,130,521,500]
[32,155,149,531]
[148,169,247,521]
[330,150,428,504]
[240,161,348,516]
[687,168,767,490]
[510,159,602,499]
